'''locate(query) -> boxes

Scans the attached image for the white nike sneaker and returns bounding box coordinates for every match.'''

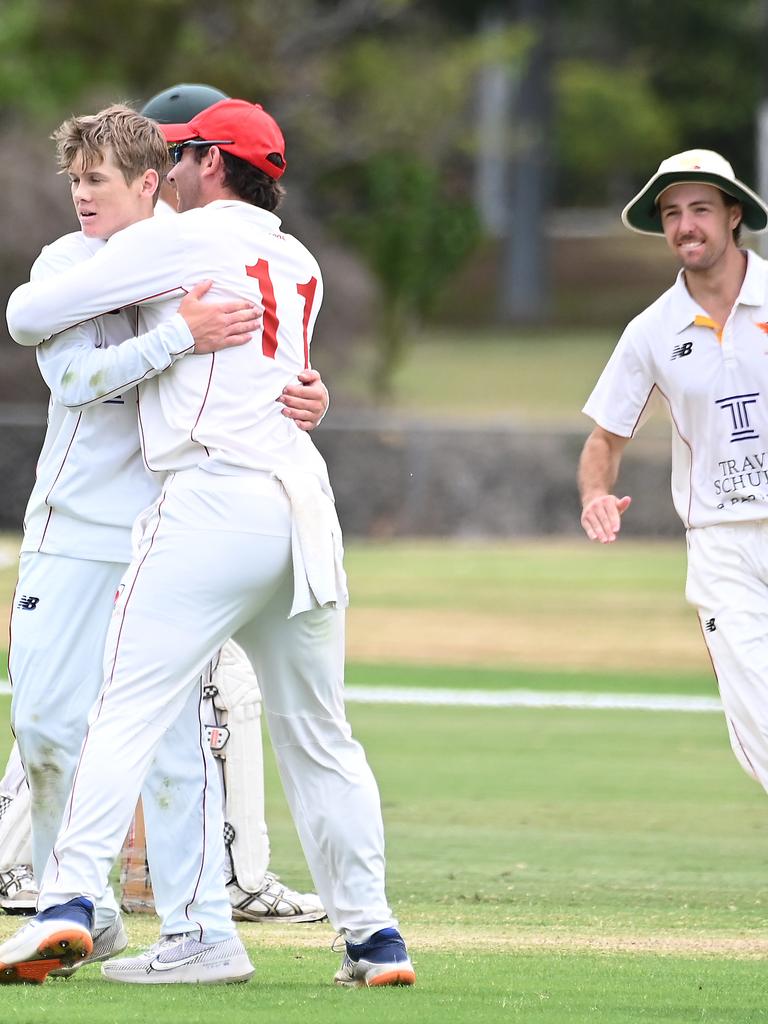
[0,865,37,914]
[228,872,326,923]
[50,916,128,977]
[101,932,254,985]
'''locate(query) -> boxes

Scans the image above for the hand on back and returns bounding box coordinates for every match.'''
[276,369,329,432]
[179,281,261,354]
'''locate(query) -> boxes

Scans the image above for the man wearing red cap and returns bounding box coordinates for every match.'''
[2,98,414,989]
[136,82,329,932]
[579,150,768,821]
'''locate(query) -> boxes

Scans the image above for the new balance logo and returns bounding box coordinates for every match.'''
[704,617,716,633]
[16,595,39,611]
[671,341,694,360]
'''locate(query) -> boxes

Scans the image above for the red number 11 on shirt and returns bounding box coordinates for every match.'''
[246,260,318,366]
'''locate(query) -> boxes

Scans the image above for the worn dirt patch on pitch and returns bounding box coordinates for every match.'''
[209,924,768,960]
[237,925,768,959]
[0,917,762,959]
[346,607,710,673]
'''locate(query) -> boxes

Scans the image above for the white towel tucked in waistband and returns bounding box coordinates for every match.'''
[274,469,349,618]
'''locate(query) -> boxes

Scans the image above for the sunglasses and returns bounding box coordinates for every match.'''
[167,140,234,165]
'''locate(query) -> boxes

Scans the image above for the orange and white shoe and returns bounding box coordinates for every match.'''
[333,928,415,988]
[0,896,94,984]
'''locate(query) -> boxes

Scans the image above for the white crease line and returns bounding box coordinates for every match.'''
[343,686,722,712]
[0,679,721,713]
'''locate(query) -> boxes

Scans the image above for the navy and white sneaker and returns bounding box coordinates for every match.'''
[333,928,416,988]
[0,896,94,984]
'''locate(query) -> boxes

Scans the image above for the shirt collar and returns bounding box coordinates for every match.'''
[203,199,283,232]
[670,249,768,335]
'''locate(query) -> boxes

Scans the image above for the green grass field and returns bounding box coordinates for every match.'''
[2,539,768,1022]
[328,328,624,424]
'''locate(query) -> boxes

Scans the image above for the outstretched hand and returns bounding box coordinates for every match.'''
[179,281,262,354]
[580,494,632,544]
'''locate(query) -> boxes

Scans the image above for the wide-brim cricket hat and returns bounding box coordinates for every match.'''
[141,83,229,124]
[160,98,286,179]
[621,149,768,235]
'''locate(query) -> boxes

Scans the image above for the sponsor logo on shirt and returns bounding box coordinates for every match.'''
[715,392,760,443]
[714,451,768,507]
[16,595,40,610]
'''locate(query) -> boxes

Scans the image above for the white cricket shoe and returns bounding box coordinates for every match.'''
[101,932,254,985]
[228,871,326,923]
[334,927,416,988]
[0,865,37,914]
[50,915,129,977]
[0,896,94,984]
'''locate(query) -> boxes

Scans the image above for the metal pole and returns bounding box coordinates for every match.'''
[500,0,552,323]
[475,11,515,238]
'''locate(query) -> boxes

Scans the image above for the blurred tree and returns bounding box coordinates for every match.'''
[328,154,481,398]
[315,22,529,164]
[561,0,763,187]
[313,19,528,349]
[555,60,677,205]
[0,0,402,125]
[2,0,765,377]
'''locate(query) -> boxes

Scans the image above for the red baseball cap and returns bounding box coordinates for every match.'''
[160,98,286,179]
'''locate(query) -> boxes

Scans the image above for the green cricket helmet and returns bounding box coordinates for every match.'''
[141,83,229,124]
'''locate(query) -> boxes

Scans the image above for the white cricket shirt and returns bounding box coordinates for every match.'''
[8,201,329,487]
[583,249,768,528]
[19,230,194,562]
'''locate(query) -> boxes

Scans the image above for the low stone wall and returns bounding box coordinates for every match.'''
[318,415,680,538]
[0,407,681,538]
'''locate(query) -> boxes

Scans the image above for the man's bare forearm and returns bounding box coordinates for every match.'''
[578,428,625,505]
[578,426,632,543]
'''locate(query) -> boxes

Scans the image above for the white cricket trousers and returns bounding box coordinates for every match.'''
[10,553,231,938]
[686,522,768,786]
[39,468,396,944]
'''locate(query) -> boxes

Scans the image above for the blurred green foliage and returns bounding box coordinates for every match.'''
[2,0,763,191]
[1,0,766,389]
[323,25,531,162]
[563,0,764,189]
[555,61,677,204]
[329,155,481,396]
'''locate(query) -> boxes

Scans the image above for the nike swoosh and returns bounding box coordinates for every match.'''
[149,952,204,972]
